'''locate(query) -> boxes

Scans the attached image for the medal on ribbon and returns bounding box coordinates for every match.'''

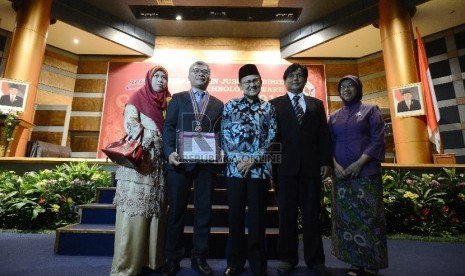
[190,89,210,132]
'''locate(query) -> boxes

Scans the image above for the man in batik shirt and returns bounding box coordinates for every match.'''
[221,64,277,276]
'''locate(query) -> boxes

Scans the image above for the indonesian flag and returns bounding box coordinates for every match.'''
[416,28,442,154]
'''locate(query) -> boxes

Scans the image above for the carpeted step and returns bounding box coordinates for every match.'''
[184,205,279,228]
[96,187,116,204]
[96,187,277,206]
[188,188,277,206]
[79,204,116,224]
[55,223,279,259]
[78,203,278,228]
[56,177,279,258]
[54,223,115,256]
[183,226,279,259]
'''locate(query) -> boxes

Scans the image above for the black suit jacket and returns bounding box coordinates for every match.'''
[0,95,23,107]
[163,91,223,171]
[270,94,332,178]
[397,99,421,112]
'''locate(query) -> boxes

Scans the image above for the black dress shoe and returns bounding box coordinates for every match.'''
[277,261,295,276]
[309,264,330,276]
[191,258,213,275]
[223,266,245,276]
[161,260,180,276]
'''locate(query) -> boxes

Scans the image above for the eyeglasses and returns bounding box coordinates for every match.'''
[191,68,210,75]
[241,79,261,86]
[339,82,355,90]
[287,73,305,79]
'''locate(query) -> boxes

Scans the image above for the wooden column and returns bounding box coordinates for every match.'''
[379,0,432,163]
[3,0,51,156]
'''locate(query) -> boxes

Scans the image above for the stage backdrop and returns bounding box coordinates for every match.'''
[97,62,327,158]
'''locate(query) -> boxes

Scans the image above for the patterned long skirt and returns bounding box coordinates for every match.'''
[331,174,388,269]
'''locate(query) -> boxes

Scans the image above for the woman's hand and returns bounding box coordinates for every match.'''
[345,154,371,179]
[344,161,363,178]
[153,131,163,151]
[333,162,347,179]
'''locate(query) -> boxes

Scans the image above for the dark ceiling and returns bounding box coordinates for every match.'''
[6,0,438,57]
[49,0,428,57]
[58,0,357,38]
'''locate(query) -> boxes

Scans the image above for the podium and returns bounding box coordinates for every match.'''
[433,153,456,164]
[0,117,35,157]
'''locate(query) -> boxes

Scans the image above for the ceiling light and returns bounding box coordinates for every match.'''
[130,6,302,22]
[73,38,79,44]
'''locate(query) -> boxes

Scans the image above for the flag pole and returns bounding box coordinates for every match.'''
[416,27,443,155]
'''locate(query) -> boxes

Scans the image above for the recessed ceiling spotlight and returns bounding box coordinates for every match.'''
[175,15,182,20]
[73,38,79,44]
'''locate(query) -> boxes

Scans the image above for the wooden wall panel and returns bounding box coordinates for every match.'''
[363,96,391,109]
[456,96,465,105]
[362,76,387,95]
[39,70,76,92]
[72,97,104,112]
[74,79,106,93]
[324,63,358,78]
[328,101,344,112]
[35,90,73,105]
[30,132,64,145]
[70,135,100,152]
[69,117,101,131]
[77,60,109,74]
[43,49,78,73]
[155,37,279,51]
[358,55,385,77]
[33,110,66,126]
[326,82,341,97]
[25,47,77,149]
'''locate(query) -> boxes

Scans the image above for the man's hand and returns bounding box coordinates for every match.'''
[237,159,255,176]
[168,152,181,166]
[320,165,331,179]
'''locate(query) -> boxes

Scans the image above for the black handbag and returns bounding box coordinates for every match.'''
[102,128,144,169]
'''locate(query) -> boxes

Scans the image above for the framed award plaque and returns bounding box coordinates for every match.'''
[177,131,221,162]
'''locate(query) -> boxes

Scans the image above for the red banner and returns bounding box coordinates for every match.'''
[98,62,327,157]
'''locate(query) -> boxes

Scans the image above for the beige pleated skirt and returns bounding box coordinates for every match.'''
[110,209,166,276]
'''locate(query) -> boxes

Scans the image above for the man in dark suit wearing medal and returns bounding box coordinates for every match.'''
[162,61,223,276]
[269,63,332,276]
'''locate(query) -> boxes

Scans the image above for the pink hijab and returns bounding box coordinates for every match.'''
[126,65,171,132]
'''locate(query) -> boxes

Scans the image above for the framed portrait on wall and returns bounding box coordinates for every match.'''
[0,78,29,112]
[392,82,425,118]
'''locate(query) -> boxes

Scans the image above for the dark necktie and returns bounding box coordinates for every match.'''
[293,94,304,125]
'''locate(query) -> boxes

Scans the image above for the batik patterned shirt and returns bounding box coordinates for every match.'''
[221,96,277,179]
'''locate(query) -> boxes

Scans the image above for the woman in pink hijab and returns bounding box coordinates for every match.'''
[111,65,171,276]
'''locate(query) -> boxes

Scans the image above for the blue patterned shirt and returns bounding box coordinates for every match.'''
[221,96,277,179]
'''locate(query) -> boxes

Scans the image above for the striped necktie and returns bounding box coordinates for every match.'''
[293,94,304,125]
[195,91,205,107]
